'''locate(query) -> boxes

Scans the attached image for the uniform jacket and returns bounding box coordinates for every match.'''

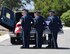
[47,16,62,32]
[34,16,45,31]
[21,15,34,31]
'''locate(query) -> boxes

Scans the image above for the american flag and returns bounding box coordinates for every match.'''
[15,21,22,34]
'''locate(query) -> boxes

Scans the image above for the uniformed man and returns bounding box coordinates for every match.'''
[46,11,62,48]
[20,9,34,48]
[34,11,45,48]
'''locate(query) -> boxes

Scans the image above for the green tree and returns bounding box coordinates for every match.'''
[0,0,21,10]
[61,10,70,27]
[34,0,70,17]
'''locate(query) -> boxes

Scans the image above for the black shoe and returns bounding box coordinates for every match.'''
[20,46,29,49]
[20,46,25,49]
[33,46,37,48]
[50,46,58,49]
[53,47,58,49]
[33,46,42,48]
[46,46,51,48]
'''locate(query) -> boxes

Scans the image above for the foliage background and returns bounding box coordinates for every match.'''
[0,0,21,10]
[34,0,70,26]
[61,10,70,27]
[0,0,70,26]
[34,0,70,17]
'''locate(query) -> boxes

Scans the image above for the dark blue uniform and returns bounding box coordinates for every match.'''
[47,16,62,48]
[21,15,34,48]
[34,16,45,48]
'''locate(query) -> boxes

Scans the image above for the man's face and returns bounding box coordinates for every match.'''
[34,13,37,17]
[34,13,40,17]
[22,11,27,16]
[49,12,55,16]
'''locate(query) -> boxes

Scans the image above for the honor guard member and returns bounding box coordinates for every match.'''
[34,11,45,48]
[46,11,62,48]
[20,9,34,48]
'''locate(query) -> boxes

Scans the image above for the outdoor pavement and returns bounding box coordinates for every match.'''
[0,27,70,54]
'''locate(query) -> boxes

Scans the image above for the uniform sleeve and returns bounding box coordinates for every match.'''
[20,17,24,22]
[21,17,25,27]
[47,17,53,26]
[58,17,63,28]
